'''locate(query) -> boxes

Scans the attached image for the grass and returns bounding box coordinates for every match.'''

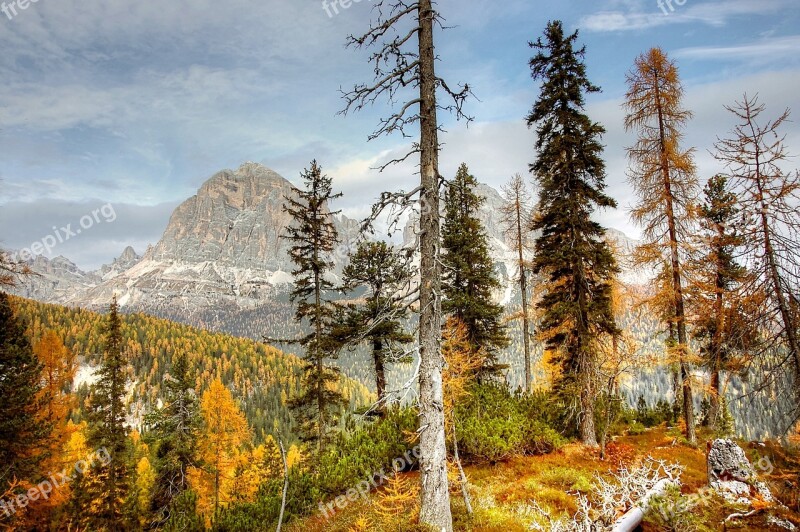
[287,426,800,531]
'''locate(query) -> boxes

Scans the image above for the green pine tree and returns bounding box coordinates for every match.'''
[442,163,509,377]
[527,21,619,446]
[0,292,48,492]
[145,351,200,526]
[283,160,346,452]
[336,241,414,406]
[691,175,752,429]
[84,296,130,530]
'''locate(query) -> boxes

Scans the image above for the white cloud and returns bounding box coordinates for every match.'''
[674,35,800,61]
[581,0,792,32]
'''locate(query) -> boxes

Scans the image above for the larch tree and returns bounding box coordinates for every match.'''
[689,175,752,429]
[282,161,345,452]
[441,317,483,514]
[0,293,48,498]
[23,330,77,527]
[442,163,509,378]
[714,95,800,404]
[342,0,472,527]
[500,173,535,392]
[624,47,699,443]
[192,378,251,521]
[336,241,414,406]
[85,296,130,529]
[527,21,619,446]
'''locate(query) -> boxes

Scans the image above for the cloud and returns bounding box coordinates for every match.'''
[581,0,791,32]
[0,200,178,269]
[674,35,800,61]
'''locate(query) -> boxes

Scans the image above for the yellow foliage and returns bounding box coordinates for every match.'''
[442,317,484,429]
[135,457,155,526]
[348,515,374,531]
[191,378,252,524]
[375,470,418,523]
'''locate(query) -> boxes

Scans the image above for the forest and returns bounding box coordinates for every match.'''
[2,3,800,532]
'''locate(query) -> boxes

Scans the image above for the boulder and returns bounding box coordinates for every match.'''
[707,439,773,503]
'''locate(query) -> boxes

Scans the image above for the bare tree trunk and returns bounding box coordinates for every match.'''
[276,440,288,532]
[417,1,452,529]
[758,186,800,379]
[451,425,472,515]
[514,193,532,393]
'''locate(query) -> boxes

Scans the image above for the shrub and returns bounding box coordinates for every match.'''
[456,383,563,462]
[628,421,646,435]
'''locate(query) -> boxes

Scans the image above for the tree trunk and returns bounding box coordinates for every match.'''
[514,193,532,393]
[655,74,695,444]
[276,440,288,532]
[417,0,452,529]
[757,184,800,380]
[451,425,472,515]
[580,373,598,446]
[373,338,387,404]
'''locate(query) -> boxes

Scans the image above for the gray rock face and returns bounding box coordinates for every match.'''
[707,439,773,504]
[71,163,361,313]
[11,255,100,304]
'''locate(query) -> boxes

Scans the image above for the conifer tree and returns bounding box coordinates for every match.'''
[146,352,200,525]
[85,296,130,530]
[527,21,619,446]
[343,0,473,523]
[442,163,509,377]
[500,174,535,392]
[337,241,414,405]
[714,95,800,400]
[191,378,250,521]
[283,160,345,451]
[0,293,48,493]
[624,47,699,443]
[690,175,752,429]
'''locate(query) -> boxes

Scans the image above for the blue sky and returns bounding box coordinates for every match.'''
[0,0,798,268]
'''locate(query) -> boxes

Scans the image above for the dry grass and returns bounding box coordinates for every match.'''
[288,427,800,531]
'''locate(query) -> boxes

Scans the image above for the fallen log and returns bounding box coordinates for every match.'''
[611,478,679,532]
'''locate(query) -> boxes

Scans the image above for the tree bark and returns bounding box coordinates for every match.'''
[373,338,387,404]
[417,0,452,529]
[276,440,288,532]
[513,192,532,393]
[654,73,695,444]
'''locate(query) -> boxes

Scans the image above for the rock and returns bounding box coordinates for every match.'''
[707,439,774,504]
[767,515,797,530]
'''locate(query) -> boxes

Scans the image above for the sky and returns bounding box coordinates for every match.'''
[0,0,798,269]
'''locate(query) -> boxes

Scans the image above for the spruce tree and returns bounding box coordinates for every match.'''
[691,175,751,429]
[0,293,48,490]
[527,21,619,446]
[283,160,345,452]
[146,352,200,526]
[85,296,130,530]
[337,241,414,405]
[442,163,509,377]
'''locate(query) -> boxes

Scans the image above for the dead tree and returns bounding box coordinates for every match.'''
[500,174,535,392]
[341,1,471,529]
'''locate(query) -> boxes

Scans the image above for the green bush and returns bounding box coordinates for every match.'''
[628,421,646,435]
[456,383,564,463]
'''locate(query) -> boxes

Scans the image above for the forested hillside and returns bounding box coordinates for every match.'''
[9,295,373,445]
